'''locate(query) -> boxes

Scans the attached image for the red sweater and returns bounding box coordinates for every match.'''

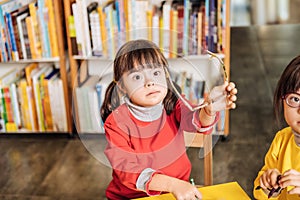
[104,99,214,199]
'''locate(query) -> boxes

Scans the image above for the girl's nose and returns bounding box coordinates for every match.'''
[145,81,154,88]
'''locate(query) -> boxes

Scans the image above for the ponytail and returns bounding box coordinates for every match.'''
[100,81,122,123]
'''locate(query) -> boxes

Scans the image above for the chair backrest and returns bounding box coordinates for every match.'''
[184,131,213,186]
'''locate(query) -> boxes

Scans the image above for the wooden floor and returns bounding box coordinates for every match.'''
[0,24,300,199]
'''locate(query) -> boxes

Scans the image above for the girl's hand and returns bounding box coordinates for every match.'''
[205,81,238,114]
[225,81,238,109]
[169,179,202,200]
[259,169,281,191]
[279,169,300,195]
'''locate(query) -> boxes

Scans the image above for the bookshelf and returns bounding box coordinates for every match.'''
[0,0,72,134]
[63,0,231,136]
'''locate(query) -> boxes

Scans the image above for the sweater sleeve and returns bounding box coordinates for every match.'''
[136,168,163,196]
[253,131,282,200]
[174,97,219,134]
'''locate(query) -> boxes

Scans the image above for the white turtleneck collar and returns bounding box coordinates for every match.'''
[123,96,163,122]
[292,129,300,147]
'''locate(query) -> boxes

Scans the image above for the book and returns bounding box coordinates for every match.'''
[135,182,251,199]
[16,11,29,59]
[45,0,58,57]
[10,83,21,129]
[97,6,107,57]
[41,67,59,131]
[54,78,67,132]
[67,15,78,55]
[5,12,19,61]
[47,75,67,132]
[37,0,51,58]
[95,72,113,132]
[75,75,99,133]
[89,10,102,56]
[162,1,171,58]
[31,64,53,131]
[18,79,37,131]
[28,2,42,58]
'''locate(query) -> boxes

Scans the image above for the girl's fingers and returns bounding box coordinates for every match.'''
[288,187,300,195]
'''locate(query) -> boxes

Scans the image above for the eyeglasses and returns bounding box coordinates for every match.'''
[163,51,228,112]
[283,92,300,108]
[206,50,228,82]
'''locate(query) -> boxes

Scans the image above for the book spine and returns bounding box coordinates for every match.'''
[42,78,53,131]
[45,0,58,57]
[10,83,21,129]
[29,2,42,58]
[97,6,107,57]
[0,89,6,132]
[25,16,37,59]
[67,15,78,55]
[38,0,51,58]
[89,11,102,56]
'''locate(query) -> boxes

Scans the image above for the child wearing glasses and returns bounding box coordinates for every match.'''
[101,40,237,200]
[253,55,300,199]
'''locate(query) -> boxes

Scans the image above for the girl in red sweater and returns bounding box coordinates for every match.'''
[101,40,237,200]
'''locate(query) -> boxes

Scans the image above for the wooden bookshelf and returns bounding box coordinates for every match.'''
[63,0,231,136]
[0,0,72,134]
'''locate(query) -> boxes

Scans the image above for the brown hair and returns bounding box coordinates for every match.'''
[273,55,300,125]
[100,39,179,122]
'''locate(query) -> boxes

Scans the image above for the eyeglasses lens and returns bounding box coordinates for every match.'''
[285,93,300,108]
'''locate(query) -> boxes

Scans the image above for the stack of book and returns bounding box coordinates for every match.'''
[0,63,67,133]
[0,0,59,62]
[69,0,227,59]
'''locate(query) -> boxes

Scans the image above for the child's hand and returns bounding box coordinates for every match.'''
[279,169,300,195]
[205,81,237,114]
[170,179,202,200]
[259,169,281,191]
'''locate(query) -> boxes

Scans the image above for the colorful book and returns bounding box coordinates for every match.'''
[45,0,58,57]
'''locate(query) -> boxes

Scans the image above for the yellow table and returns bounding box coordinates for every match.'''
[135,182,251,200]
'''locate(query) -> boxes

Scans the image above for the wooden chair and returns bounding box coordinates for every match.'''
[184,131,213,186]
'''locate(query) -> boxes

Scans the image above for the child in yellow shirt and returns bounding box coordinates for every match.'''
[253,55,300,200]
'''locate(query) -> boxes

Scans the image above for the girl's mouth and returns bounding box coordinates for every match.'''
[147,91,160,96]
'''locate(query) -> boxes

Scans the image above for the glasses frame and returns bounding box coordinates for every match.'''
[282,92,300,108]
[164,51,228,112]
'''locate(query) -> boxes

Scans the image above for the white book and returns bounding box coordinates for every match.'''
[77,0,92,57]
[16,12,29,59]
[72,2,85,56]
[76,75,99,133]
[134,0,148,40]
[10,83,21,128]
[48,76,59,131]
[152,14,159,47]
[89,10,102,56]
[55,79,67,132]
[162,1,171,58]
[88,90,102,133]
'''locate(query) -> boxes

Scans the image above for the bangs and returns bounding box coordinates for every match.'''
[113,40,168,81]
[284,62,300,94]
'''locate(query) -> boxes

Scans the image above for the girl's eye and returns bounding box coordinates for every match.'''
[153,69,162,76]
[292,96,300,103]
[130,72,144,81]
[133,74,141,81]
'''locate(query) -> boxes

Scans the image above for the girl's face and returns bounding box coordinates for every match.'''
[120,67,168,107]
[284,89,300,136]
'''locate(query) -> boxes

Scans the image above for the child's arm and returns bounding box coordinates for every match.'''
[253,131,282,199]
[148,173,202,199]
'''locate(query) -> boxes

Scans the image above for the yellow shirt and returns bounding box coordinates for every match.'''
[253,127,300,200]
